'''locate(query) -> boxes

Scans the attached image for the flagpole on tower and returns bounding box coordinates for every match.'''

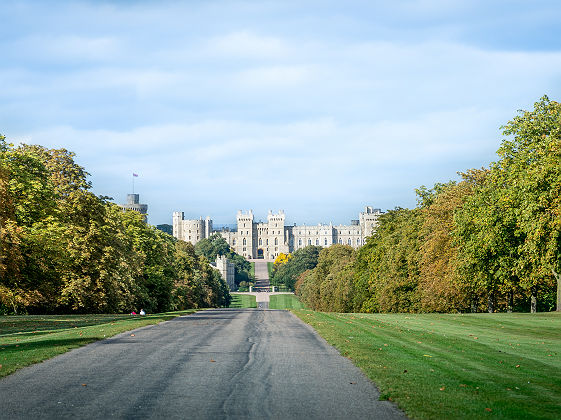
[132,172,138,194]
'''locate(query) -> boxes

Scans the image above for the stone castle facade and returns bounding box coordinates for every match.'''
[211,255,235,290]
[172,207,382,260]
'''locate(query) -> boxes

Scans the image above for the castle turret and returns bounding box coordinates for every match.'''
[119,194,148,222]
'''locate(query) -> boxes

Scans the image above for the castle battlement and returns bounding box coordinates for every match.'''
[172,208,383,260]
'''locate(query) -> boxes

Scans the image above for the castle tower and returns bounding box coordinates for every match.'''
[236,210,255,259]
[173,211,184,240]
[119,194,148,222]
[359,206,382,238]
[267,210,287,260]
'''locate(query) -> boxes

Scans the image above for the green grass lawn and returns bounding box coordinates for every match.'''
[269,294,307,310]
[229,294,257,308]
[250,262,255,277]
[292,311,561,420]
[0,310,197,378]
[267,262,273,277]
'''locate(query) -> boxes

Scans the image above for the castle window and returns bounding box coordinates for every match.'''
[266,239,269,245]
[232,239,236,245]
[299,239,302,246]
[339,239,342,244]
[274,238,278,245]
[308,239,311,245]
[357,239,360,245]
[259,238,262,246]
[348,238,352,245]
[316,239,319,245]
[243,238,246,246]
[324,238,328,246]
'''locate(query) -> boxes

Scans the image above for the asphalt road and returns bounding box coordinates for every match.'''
[0,309,406,419]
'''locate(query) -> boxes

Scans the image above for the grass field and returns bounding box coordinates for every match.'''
[269,294,307,309]
[0,310,197,378]
[229,294,257,308]
[267,262,273,277]
[293,310,561,420]
[250,262,255,277]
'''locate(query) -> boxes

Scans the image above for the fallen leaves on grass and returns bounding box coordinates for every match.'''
[440,387,445,391]
[485,408,492,412]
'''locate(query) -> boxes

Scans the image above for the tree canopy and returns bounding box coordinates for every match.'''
[0,137,230,314]
[295,97,561,313]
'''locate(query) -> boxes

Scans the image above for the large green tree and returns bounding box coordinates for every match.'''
[497,96,561,311]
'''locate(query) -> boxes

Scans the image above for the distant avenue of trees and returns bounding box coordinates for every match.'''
[0,138,230,314]
[2,96,559,314]
[292,97,561,313]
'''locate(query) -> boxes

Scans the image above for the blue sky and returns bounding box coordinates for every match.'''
[1,0,561,225]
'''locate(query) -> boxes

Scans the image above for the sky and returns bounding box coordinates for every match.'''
[1,0,561,226]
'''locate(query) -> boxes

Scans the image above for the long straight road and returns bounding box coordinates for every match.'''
[0,309,406,419]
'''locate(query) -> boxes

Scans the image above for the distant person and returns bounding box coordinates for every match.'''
[139,309,146,316]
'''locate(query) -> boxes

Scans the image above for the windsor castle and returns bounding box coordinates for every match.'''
[172,207,382,260]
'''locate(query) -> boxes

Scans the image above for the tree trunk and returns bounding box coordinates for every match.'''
[552,268,561,312]
[507,290,513,313]
[531,287,537,313]
[487,292,494,313]
[471,297,478,313]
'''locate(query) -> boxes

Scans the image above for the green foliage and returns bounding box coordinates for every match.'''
[0,137,230,314]
[194,233,252,286]
[296,245,356,312]
[295,96,561,313]
[270,245,321,290]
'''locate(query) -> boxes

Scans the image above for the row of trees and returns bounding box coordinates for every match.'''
[0,137,231,314]
[294,96,561,313]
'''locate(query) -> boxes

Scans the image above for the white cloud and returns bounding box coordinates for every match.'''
[206,31,291,59]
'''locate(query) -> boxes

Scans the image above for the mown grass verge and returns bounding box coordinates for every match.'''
[229,294,257,308]
[267,262,274,277]
[250,262,255,277]
[0,310,198,378]
[292,310,561,420]
[269,294,307,310]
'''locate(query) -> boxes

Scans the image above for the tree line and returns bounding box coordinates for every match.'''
[0,138,231,314]
[290,97,561,313]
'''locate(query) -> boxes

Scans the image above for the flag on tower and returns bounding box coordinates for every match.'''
[133,173,138,177]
